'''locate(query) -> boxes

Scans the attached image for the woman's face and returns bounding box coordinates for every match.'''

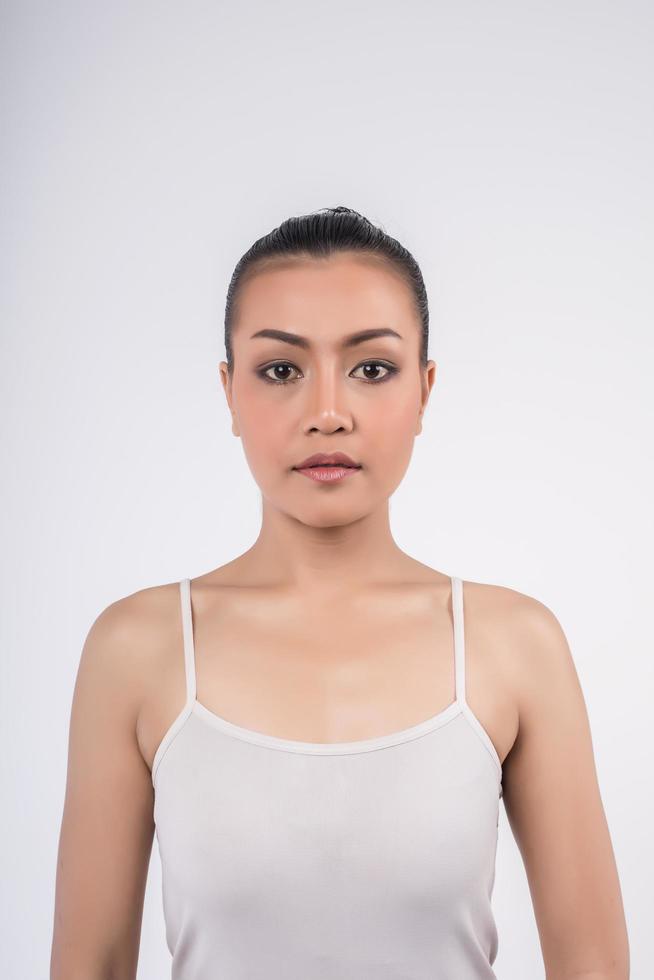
[219,251,436,527]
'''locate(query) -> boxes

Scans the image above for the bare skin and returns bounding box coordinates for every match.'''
[51,252,629,979]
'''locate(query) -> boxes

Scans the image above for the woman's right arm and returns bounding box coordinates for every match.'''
[50,594,157,980]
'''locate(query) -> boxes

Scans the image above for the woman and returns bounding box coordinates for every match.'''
[50,207,629,978]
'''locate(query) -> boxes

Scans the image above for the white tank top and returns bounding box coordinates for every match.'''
[152,576,503,979]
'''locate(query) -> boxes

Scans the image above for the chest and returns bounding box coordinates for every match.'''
[197,598,458,738]
[139,586,514,774]
[153,713,501,934]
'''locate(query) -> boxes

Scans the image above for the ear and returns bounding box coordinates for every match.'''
[416,360,437,434]
[218,362,240,437]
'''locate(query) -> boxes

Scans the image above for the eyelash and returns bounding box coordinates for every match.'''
[257,360,399,386]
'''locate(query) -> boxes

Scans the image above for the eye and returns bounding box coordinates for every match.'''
[350,361,398,383]
[256,359,398,386]
[258,362,302,385]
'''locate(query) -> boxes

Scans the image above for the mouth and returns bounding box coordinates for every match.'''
[293,464,361,483]
[293,452,361,470]
[292,452,362,483]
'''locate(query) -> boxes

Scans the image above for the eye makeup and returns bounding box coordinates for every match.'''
[256,360,399,386]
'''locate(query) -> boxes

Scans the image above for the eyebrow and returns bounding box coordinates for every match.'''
[249,327,403,349]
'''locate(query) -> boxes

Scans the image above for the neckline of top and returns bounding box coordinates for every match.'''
[179,574,468,756]
[190,694,464,755]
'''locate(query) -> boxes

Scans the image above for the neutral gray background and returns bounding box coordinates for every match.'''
[2,1,652,977]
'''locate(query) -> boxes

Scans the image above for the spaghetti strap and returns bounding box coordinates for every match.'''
[451,576,466,707]
[150,579,198,786]
[180,578,197,704]
[451,575,503,791]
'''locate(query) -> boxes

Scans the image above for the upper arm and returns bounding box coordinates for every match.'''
[502,592,630,979]
[51,593,157,980]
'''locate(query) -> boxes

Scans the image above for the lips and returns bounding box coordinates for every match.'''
[294,452,361,469]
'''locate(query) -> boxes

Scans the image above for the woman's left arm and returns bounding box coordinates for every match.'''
[501,592,630,980]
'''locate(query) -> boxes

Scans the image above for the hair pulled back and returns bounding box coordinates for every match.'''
[224,206,429,374]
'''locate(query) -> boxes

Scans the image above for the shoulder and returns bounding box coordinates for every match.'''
[461,578,577,726]
[462,576,569,650]
[83,578,180,655]
[76,579,182,718]
[413,565,567,670]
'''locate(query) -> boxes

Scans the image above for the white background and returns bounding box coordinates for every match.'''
[2,1,652,977]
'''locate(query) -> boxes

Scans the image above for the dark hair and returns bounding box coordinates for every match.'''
[223,206,429,375]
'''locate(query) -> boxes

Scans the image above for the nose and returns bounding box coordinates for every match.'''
[302,366,354,434]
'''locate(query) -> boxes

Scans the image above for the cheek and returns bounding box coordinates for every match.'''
[236,397,290,478]
[235,381,290,462]
[366,392,420,466]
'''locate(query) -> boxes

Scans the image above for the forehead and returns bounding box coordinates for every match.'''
[234,252,417,331]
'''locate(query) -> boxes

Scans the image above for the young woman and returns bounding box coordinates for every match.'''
[51,207,629,979]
